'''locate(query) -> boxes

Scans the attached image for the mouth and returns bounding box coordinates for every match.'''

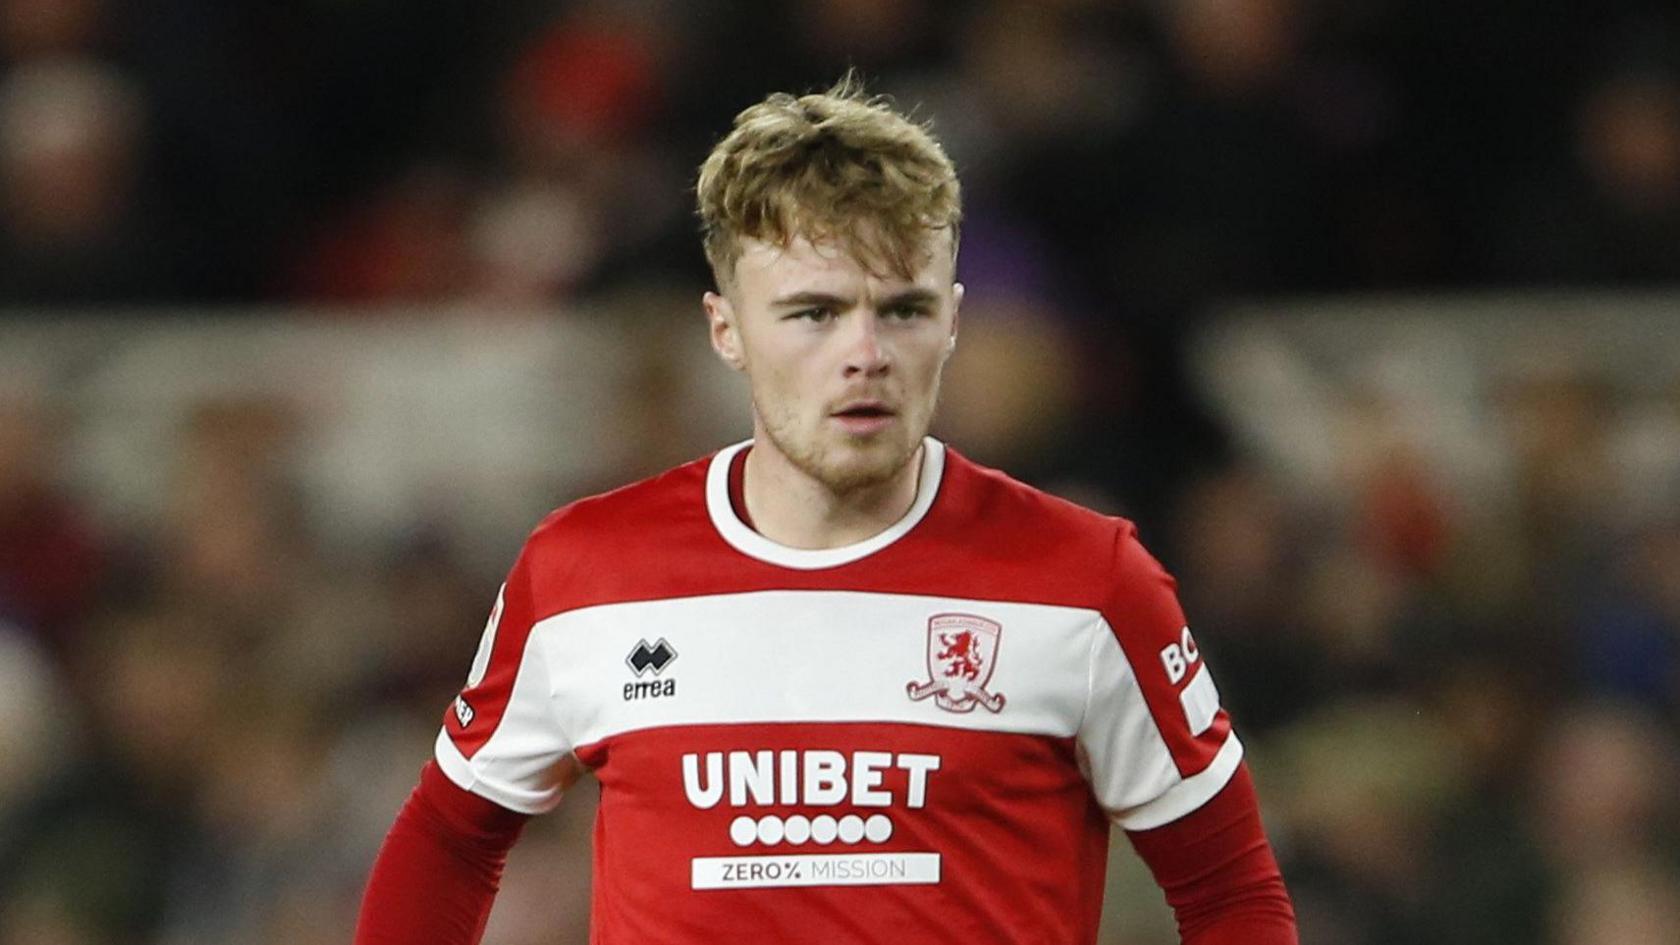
[830,400,898,435]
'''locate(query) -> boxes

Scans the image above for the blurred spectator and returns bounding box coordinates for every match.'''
[0,0,104,60]
[1527,702,1679,875]
[1573,519,1680,710]
[371,529,497,709]
[1424,651,1554,945]
[1491,49,1680,282]
[793,0,938,76]
[156,397,307,624]
[1163,0,1304,100]
[960,0,1139,149]
[1492,366,1624,681]
[0,58,178,304]
[1094,0,1328,309]
[154,692,353,945]
[470,6,686,304]
[0,623,73,817]
[1353,448,1453,579]
[1264,699,1465,945]
[288,165,478,304]
[934,295,1082,477]
[0,391,103,657]
[0,608,220,944]
[1552,861,1680,945]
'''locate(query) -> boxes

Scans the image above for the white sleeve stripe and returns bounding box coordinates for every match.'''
[1179,663,1221,737]
[433,729,564,815]
[1113,732,1244,831]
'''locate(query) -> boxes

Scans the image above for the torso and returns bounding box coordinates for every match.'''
[438,439,1239,944]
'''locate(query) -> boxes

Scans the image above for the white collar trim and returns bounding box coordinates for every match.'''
[705,437,946,570]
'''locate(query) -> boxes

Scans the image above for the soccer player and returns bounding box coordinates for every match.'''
[355,78,1297,944]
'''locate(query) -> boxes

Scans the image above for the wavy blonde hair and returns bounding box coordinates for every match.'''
[696,74,961,288]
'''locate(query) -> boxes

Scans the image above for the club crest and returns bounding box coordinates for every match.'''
[906,613,1007,713]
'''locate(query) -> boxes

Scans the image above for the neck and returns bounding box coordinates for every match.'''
[741,439,924,550]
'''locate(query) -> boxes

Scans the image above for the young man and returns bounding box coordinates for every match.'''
[356,79,1297,944]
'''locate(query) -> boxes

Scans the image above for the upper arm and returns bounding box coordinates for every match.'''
[1078,522,1242,830]
[434,541,580,814]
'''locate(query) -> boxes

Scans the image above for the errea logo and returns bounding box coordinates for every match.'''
[625,638,678,701]
[627,637,677,676]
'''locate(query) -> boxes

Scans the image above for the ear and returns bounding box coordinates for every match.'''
[704,291,746,371]
[944,282,964,359]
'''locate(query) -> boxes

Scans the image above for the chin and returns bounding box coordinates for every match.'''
[810,434,919,494]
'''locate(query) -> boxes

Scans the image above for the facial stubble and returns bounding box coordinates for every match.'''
[751,367,944,499]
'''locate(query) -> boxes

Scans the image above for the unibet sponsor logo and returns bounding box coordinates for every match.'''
[682,750,945,889]
[681,750,940,809]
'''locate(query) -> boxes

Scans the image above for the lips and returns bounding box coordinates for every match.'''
[833,401,895,419]
[831,400,897,434]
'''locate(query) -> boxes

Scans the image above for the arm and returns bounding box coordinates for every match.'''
[354,761,530,945]
[1082,522,1297,943]
[358,531,577,943]
[1126,763,1297,945]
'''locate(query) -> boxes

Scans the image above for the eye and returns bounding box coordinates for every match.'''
[883,303,930,320]
[786,306,834,323]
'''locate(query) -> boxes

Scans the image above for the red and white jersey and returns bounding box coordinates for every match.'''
[437,438,1240,944]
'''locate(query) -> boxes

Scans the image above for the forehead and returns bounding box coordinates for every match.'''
[731,229,956,299]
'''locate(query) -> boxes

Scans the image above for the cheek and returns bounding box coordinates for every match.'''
[743,339,818,410]
[910,347,950,394]
[749,347,797,394]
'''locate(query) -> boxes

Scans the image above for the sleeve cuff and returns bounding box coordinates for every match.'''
[1115,732,1244,831]
[433,729,565,815]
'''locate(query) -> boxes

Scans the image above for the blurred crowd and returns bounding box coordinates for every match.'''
[3,0,1679,308]
[2,0,1680,943]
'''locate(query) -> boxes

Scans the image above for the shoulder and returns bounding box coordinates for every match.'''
[528,455,709,549]
[930,448,1158,608]
[511,453,715,608]
[941,446,1140,553]
[950,453,1194,654]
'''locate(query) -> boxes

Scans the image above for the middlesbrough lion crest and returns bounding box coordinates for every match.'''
[906,613,1007,713]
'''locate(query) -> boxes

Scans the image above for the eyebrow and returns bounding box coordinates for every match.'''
[769,288,941,309]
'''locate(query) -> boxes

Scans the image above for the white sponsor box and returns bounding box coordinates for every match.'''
[692,852,941,889]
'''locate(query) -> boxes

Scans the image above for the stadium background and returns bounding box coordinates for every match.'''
[2,1,1678,942]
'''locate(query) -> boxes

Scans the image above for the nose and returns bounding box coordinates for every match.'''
[842,314,890,377]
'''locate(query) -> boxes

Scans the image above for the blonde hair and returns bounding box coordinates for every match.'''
[696,74,961,288]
